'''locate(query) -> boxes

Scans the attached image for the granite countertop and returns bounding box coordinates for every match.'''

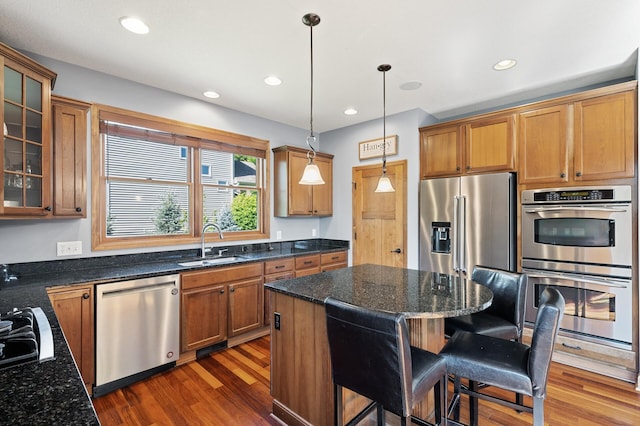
[0,238,348,425]
[265,264,493,318]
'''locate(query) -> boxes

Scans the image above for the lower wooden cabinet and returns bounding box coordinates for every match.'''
[47,284,94,393]
[321,251,348,272]
[264,257,295,326]
[295,254,321,277]
[181,263,263,352]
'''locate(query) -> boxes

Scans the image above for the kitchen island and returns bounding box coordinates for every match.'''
[265,264,493,426]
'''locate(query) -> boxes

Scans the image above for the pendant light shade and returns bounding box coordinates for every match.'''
[299,13,325,186]
[375,64,395,193]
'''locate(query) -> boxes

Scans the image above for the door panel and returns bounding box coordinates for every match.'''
[352,160,406,267]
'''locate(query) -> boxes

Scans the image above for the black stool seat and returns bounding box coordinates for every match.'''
[440,288,564,426]
[444,311,519,341]
[325,296,448,426]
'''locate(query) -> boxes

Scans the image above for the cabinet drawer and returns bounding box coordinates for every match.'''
[182,263,263,290]
[295,254,320,270]
[522,327,636,370]
[321,251,347,265]
[264,272,295,283]
[264,257,294,275]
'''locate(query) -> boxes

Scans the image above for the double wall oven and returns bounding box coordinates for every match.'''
[521,185,633,348]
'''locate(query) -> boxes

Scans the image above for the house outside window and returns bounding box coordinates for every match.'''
[92,104,269,250]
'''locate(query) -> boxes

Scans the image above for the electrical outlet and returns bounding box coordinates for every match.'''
[57,241,82,256]
[274,312,281,330]
[311,228,317,237]
[276,230,282,240]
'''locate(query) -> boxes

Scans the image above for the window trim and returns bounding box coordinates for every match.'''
[91,104,270,251]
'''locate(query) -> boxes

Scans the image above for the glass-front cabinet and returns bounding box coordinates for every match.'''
[1,42,56,216]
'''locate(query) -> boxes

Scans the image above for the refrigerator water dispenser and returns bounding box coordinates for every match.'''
[431,222,451,253]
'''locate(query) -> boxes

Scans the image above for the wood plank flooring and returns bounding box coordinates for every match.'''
[93,335,640,425]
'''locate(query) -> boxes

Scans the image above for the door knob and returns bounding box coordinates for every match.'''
[391,248,401,253]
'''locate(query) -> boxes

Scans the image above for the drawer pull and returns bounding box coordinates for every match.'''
[562,342,582,350]
[331,256,338,260]
[304,261,312,265]
[275,265,285,269]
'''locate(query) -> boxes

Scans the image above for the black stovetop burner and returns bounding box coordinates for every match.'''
[0,307,54,370]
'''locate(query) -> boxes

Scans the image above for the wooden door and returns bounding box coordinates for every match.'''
[352,160,406,267]
[518,104,570,185]
[574,90,635,181]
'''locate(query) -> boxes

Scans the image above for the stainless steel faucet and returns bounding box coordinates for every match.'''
[201,223,224,258]
[1,264,18,286]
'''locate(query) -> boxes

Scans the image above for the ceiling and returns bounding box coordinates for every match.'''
[1,1,638,133]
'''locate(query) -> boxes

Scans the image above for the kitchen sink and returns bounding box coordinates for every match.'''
[178,256,245,267]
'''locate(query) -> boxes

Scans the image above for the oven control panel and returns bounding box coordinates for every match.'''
[522,186,631,204]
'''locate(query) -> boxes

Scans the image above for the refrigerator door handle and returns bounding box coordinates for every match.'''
[453,195,460,272]
[459,195,467,274]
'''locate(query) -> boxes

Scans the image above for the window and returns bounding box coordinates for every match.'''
[91,104,269,250]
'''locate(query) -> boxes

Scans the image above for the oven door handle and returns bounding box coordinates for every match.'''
[524,272,629,289]
[523,206,628,214]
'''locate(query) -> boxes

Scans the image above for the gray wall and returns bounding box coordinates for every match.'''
[0,54,329,264]
[319,109,437,269]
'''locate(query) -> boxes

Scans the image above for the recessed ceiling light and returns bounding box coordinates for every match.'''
[400,81,422,91]
[203,91,220,99]
[119,17,149,35]
[344,108,358,116]
[264,76,282,86]
[493,59,517,71]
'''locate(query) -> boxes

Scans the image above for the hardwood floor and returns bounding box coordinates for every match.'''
[93,335,640,425]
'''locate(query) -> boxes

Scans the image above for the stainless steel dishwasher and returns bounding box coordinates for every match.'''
[93,274,180,397]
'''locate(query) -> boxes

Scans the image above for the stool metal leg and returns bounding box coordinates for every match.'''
[469,380,479,426]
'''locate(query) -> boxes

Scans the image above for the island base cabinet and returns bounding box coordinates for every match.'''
[269,290,443,426]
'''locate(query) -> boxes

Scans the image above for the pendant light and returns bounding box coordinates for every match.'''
[374,64,395,193]
[299,13,325,185]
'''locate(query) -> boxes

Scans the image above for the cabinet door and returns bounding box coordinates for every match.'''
[48,285,94,391]
[288,151,314,215]
[420,125,461,178]
[574,90,635,181]
[311,155,333,216]
[464,114,516,173]
[181,283,227,352]
[228,277,264,336]
[52,97,89,216]
[518,105,570,185]
[2,48,55,216]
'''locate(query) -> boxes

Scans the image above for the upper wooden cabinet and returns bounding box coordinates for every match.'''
[52,96,89,217]
[420,113,516,178]
[519,84,636,185]
[518,105,570,185]
[1,42,57,217]
[573,90,635,182]
[273,145,333,217]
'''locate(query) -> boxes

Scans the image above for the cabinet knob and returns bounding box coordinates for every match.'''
[44,206,52,212]
[560,173,566,178]
[82,293,90,300]
[230,288,235,292]
[466,166,470,170]
[575,171,582,177]
[75,207,82,212]
[220,289,225,294]
[456,166,461,171]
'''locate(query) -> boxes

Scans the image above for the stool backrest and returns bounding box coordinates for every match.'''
[324,296,412,416]
[471,266,528,339]
[529,287,565,398]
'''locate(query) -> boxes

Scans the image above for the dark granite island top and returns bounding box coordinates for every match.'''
[265,264,493,426]
[265,264,493,318]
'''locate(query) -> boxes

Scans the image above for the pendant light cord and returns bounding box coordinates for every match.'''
[382,67,386,173]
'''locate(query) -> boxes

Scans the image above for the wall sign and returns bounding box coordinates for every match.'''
[358,135,397,160]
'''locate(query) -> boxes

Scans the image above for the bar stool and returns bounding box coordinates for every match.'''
[324,296,448,426]
[440,287,565,426]
[444,266,528,342]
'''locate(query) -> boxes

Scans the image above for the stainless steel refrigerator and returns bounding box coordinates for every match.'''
[419,173,515,277]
